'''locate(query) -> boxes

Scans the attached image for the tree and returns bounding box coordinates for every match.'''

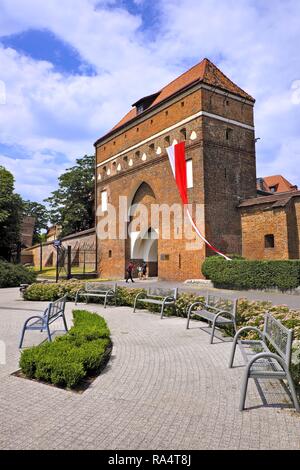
[22,201,49,245]
[0,166,24,260]
[45,155,95,237]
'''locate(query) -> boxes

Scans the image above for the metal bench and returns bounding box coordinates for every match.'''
[229,313,300,412]
[133,288,178,319]
[75,282,117,308]
[19,295,68,348]
[186,293,237,344]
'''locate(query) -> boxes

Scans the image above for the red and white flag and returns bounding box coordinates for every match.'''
[166,141,230,260]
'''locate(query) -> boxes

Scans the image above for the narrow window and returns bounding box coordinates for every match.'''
[149,143,155,153]
[181,101,185,107]
[101,191,108,212]
[108,250,112,258]
[186,159,194,189]
[265,234,275,248]
[180,128,187,140]
[226,128,233,140]
[179,254,182,269]
[136,127,139,133]
[165,110,169,116]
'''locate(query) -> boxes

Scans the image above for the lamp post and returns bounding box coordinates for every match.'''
[53,239,62,283]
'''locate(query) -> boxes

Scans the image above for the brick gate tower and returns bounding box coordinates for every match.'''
[94,59,257,281]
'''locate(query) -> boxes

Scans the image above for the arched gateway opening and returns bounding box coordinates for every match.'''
[126,182,158,277]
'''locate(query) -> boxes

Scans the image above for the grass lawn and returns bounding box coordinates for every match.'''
[34,266,97,280]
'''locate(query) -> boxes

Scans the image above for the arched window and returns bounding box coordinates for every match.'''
[149,143,155,154]
[164,136,170,146]
[180,128,187,140]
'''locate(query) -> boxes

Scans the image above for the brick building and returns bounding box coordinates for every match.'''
[95,58,257,280]
[257,175,298,194]
[239,191,300,260]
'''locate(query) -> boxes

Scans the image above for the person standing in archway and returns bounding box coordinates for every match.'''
[125,261,135,283]
[137,264,143,280]
[142,261,148,280]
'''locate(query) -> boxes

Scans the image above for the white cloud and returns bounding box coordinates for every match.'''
[0,0,300,202]
[153,0,300,186]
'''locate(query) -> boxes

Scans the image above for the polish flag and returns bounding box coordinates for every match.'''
[166,142,230,260]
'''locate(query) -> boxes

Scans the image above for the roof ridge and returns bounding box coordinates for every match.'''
[156,58,206,96]
[203,58,254,100]
[95,57,254,143]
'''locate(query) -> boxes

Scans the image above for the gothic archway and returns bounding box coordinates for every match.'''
[126,182,158,277]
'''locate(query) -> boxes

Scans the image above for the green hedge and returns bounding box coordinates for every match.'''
[23,280,84,301]
[0,260,36,288]
[19,310,111,389]
[24,282,147,306]
[202,257,300,291]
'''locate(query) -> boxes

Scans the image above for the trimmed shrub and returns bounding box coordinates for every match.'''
[0,260,36,288]
[116,287,146,307]
[23,280,84,301]
[175,292,205,317]
[202,257,300,291]
[19,310,111,389]
[236,298,300,387]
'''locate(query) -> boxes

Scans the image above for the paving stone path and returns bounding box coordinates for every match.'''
[0,288,299,450]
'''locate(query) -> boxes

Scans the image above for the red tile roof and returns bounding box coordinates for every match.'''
[263,175,298,193]
[98,58,254,142]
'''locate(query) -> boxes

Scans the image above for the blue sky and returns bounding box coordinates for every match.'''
[1,29,96,75]
[0,0,300,202]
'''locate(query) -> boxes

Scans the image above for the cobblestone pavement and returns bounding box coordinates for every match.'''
[0,288,299,450]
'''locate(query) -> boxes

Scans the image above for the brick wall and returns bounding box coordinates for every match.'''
[240,206,290,259]
[240,197,300,260]
[22,229,96,270]
[96,84,256,281]
[96,89,202,165]
[288,199,300,258]
[96,139,205,281]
